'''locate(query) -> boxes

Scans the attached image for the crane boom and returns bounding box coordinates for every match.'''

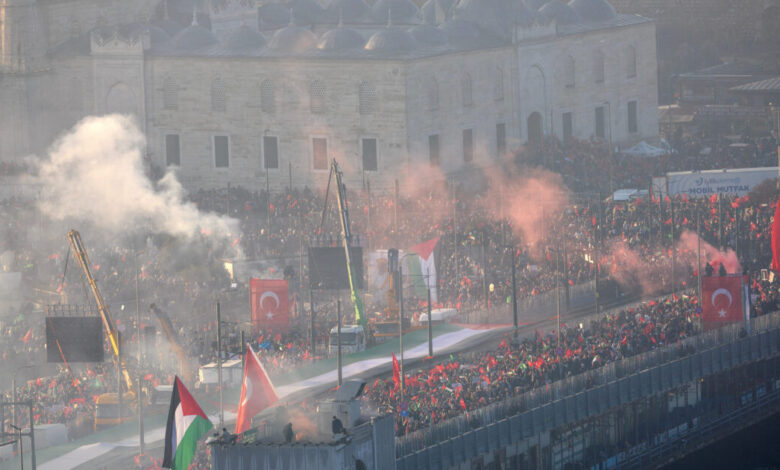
[149,303,194,382]
[331,159,365,326]
[67,230,133,391]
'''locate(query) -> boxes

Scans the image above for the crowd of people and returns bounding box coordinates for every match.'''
[0,131,779,454]
[363,295,697,434]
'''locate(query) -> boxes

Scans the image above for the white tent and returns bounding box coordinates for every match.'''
[623,141,667,157]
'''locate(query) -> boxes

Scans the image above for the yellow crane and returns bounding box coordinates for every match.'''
[67,230,135,429]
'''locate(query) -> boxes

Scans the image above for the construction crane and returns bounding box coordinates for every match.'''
[319,159,365,327]
[149,303,195,383]
[67,230,135,429]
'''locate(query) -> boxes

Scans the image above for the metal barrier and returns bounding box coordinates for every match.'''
[396,310,780,464]
[456,281,596,325]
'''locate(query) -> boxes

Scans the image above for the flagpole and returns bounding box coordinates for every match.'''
[697,207,702,304]
[427,278,433,358]
[399,265,404,398]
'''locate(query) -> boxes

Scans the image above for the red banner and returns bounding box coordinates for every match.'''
[702,275,743,324]
[250,279,289,331]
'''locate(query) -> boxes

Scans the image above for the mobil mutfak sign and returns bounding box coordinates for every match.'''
[666,167,778,198]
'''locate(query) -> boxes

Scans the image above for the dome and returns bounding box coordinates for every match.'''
[257,3,291,30]
[372,0,420,24]
[420,0,457,25]
[288,0,327,25]
[153,18,184,36]
[224,23,266,50]
[524,0,546,10]
[454,0,534,35]
[537,0,580,24]
[327,0,373,23]
[317,26,365,50]
[439,18,481,47]
[409,23,448,45]
[568,0,616,22]
[365,27,417,52]
[170,23,218,51]
[147,24,172,44]
[268,24,317,52]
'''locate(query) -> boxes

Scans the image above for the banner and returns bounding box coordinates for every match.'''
[250,279,289,331]
[406,237,439,303]
[702,275,743,324]
[666,167,777,198]
[366,250,391,304]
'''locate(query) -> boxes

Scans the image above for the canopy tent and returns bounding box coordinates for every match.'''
[622,141,667,157]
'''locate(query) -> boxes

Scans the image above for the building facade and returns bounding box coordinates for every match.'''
[0,0,658,191]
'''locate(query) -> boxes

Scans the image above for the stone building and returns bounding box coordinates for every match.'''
[0,0,658,191]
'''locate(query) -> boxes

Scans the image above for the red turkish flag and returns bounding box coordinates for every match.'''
[702,276,743,324]
[772,194,780,272]
[235,345,278,434]
[392,353,400,390]
[250,279,289,331]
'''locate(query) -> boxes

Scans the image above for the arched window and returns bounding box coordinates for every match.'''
[625,45,636,78]
[211,77,226,112]
[427,78,439,111]
[310,80,326,113]
[593,50,605,83]
[261,79,276,114]
[461,73,472,107]
[359,81,377,115]
[163,77,178,110]
[494,67,504,101]
[563,55,575,88]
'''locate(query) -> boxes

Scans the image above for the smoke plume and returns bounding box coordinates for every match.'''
[35,114,239,242]
[677,230,742,274]
[484,167,570,251]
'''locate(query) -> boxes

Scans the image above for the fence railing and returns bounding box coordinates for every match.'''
[455,280,596,325]
[395,309,780,457]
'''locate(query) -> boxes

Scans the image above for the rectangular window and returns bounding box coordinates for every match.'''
[562,113,573,141]
[263,136,278,169]
[463,129,474,162]
[165,134,180,166]
[628,100,638,134]
[214,135,229,168]
[595,107,605,139]
[429,134,440,167]
[496,123,506,158]
[362,138,377,171]
[312,137,328,170]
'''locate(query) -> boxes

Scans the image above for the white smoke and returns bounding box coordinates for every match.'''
[35,114,239,241]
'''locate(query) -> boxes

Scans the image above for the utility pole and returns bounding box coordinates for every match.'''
[398,265,404,397]
[138,376,144,455]
[511,247,518,342]
[216,302,223,429]
[310,289,316,355]
[427,283,433,357]
[337,297,342,386]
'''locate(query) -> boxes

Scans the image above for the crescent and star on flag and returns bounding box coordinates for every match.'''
[259,290,280,319]
[711,288,733,317]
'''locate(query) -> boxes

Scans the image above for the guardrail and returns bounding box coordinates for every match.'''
[396,310,780,462]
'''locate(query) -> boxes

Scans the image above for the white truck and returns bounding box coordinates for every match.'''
[329,325,366,355]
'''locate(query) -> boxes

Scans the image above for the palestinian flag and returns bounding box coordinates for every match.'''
[406,237,439,303]
[162,377,213,469]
